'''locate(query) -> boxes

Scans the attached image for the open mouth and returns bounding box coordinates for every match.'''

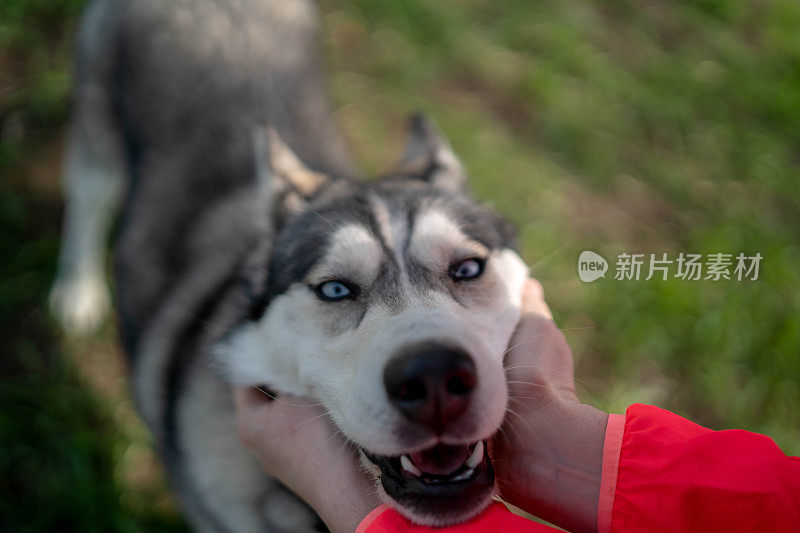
[362,440,493,516]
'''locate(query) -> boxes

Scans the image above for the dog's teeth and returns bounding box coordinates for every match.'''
[465,441,484,469]
[451,468,474,482]
[400,455,422,476]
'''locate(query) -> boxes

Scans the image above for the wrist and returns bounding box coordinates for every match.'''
[309,463,378,533]
[500,399,607,533]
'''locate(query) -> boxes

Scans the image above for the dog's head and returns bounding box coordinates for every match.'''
[216,115,528,525]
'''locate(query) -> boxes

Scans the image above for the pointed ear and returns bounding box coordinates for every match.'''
[253,126,330,219]
[394,113,467,193]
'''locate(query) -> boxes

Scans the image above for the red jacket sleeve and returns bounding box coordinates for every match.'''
[602,403,800,533]
[359,404,800,533]
[356,502,558,533]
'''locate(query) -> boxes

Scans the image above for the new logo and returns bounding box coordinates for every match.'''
[578,251,608,282]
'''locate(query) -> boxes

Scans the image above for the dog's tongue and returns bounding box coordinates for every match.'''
[410,444,471,475]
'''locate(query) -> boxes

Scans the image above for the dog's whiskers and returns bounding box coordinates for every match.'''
[497,415,525,446]
[503,405,535,437]
[254,386,324,407]
[501,325,596,358]
[495,424,519,447]
[270,410,331,444]
[507,394,542,402]
[503,368,595,391]
[505,379,551,389]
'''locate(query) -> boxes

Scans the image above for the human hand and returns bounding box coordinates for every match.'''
[234,387,380,533]
[490,279,608,533]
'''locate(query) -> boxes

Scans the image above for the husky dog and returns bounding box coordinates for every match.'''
[50,0,529,530]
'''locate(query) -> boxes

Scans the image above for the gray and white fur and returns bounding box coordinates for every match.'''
[51,0,529,530]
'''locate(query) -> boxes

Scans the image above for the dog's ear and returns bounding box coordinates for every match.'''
[253,126,329,220]
[394,113,467,193]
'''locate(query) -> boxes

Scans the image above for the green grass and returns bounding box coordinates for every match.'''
[322,0,800,447]
[2,0,799,529]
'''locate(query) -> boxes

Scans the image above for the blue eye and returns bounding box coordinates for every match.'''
[450,258,484,281]
[316,280,356,301]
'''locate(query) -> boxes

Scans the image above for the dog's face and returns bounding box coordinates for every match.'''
[216,116,528,525]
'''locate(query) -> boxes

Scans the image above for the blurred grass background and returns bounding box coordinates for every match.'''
[2,0,799,529]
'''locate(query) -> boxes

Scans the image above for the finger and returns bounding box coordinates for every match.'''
[506,279,573,381]
[521,278,553,321]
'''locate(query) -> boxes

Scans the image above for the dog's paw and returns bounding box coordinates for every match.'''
[49,273,111,335]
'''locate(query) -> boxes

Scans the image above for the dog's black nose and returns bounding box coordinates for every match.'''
[383,343,477,434]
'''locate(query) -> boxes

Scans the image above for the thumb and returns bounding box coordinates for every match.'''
[504,279,576,398]
[520,278,553,321]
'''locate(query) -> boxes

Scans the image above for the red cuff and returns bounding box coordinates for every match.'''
[356,504,392,533]
[597,413,625,533]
